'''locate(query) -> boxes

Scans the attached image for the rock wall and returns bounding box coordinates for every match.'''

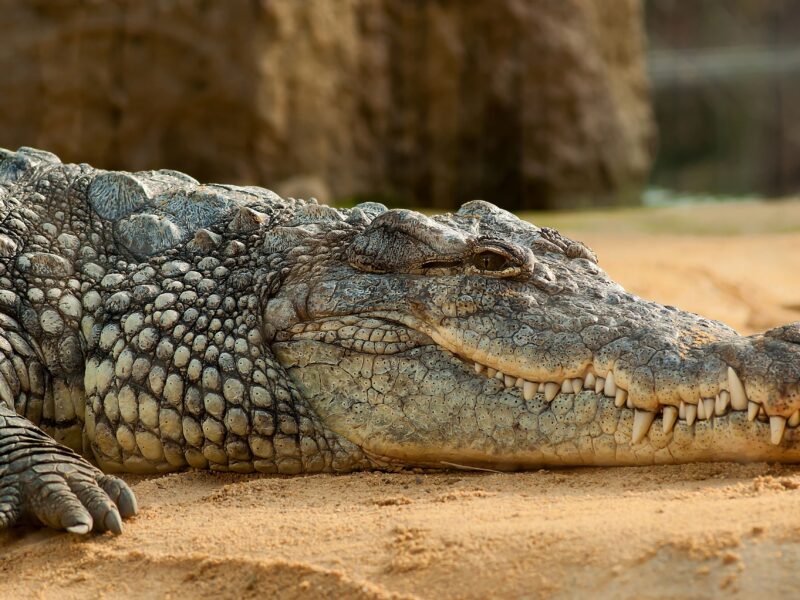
[0,0,654,210]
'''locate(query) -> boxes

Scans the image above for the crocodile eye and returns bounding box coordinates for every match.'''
[471,251,510,272]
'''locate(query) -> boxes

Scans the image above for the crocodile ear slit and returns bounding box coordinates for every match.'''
[418,259,463,270]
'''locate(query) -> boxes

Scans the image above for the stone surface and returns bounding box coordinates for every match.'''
[0,0,653,210]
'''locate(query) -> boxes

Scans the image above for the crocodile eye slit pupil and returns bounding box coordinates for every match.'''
[473,251,508,272]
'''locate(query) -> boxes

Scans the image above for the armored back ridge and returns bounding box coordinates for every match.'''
[1,147,799,535]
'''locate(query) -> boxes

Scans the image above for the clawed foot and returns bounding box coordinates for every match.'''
[0,414,137,535]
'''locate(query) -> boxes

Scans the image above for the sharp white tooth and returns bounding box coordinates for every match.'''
[626,396,634,409]
[538,382,546,392]
[747,401,759,422]
[662,406,678,433]
[572,378,583,394]
[727,367,748,410]
[475,363,485,374]
[770,415,787,445]
[495,370,505,381]
[544,382,559,402]
[515,377,525,388]
[487,368,497,378]
[595,377,605,394]
[561,380,572,394]
[604,372,617,397]
[504,375,516,388]
[685,404,697,426]
[679,401,686,419]
[716,391,730,415]
[523,381,537,401]
[704,398,715,420]
[697,399,706,420]
[699,398,714,420]
[584,373,596,389]
[632,410,656,443]
[614,388,627,408]
[790,410,800,427]
[758,406,767,420]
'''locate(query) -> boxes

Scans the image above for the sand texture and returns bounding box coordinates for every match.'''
[3,201,800,599]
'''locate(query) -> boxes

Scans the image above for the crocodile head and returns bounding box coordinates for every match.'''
[268,201,800,469]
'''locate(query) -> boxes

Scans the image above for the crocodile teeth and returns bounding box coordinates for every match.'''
[697,399,706,420]
[790,410,800,427]
[728,367,748,410]
[523,380,537,401]
[715,391,730,415]
[515,377,525,388]
[632,410,655,443]
[679,401,686,419]
[584,373,596,389]
[538,382,546,392]
[704,398,715,420]
[614,389,627,408]
[504,375,516,388]
[770,415,787,445]
[494,370,505,382]
[486,368,497,379]
[474,363,485,374]
[572,378,583,394]
[604,372,617,397]
[561,380,573,394]
[685,403,697,426]
[747,401,759,422]
[544,382,560,402]
[699,398,714,421]
[595,377,605,394]
[662,406,678,433]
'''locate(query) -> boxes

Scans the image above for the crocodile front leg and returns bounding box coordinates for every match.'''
[0,296,137,534]
[0,405,137,534]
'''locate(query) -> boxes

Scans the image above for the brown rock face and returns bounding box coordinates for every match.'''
[0,0,653,210]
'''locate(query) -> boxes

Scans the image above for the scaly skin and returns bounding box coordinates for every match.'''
[0,146,799,535]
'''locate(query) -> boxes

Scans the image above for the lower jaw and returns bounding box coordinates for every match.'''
[363,394,800,469]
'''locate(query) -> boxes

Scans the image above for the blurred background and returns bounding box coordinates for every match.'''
[0,0,798,211]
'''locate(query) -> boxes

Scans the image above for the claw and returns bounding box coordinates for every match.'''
[66,523,91,535]
[104,510,123,535]
[117,486,138,518]
[98,475,138,518]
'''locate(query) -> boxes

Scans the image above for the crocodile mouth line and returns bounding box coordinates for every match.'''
[278,314,800,446]
[465,354,800,445]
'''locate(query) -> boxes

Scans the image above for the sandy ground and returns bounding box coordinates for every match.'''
[3,200,800,599]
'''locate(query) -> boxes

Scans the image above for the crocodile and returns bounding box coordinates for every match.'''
[0,146,799,536]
